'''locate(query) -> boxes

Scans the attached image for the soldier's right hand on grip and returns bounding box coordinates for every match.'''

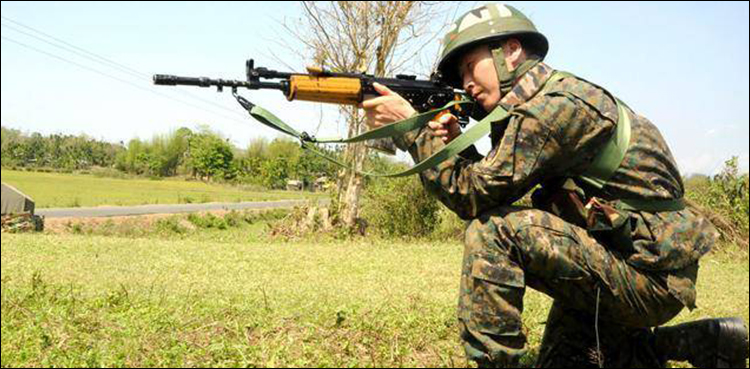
[429,111,462,144]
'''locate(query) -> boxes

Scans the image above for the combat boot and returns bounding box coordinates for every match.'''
[654,317,749,368]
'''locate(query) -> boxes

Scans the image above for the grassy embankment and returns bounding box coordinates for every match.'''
[1,169,326,208]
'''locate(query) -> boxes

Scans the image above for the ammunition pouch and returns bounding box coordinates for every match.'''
[533,178,635,255]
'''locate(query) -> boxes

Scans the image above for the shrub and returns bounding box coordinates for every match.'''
[187,213,228,230]
[155,217,189,235]
[431,205,468,241]
[686,157,749,249]
[361,176,440,238]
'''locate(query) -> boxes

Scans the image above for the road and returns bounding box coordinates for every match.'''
[36,199,326,218]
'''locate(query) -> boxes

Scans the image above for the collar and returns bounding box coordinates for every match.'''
[498,62,554,110]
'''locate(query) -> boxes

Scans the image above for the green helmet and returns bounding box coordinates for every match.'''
[437,3,548,89]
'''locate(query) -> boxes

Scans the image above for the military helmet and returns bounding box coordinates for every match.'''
[437,3,548,88]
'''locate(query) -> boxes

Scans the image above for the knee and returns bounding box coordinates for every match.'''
[463,210,526,260]
[464,217,487,246]
[501,208,546,232]
[464,211,511,252]
[464,208,544,243]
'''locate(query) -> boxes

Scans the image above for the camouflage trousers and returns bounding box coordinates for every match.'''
[459,206,696,368]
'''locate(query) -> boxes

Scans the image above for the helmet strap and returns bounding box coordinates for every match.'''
[490,45,541,96]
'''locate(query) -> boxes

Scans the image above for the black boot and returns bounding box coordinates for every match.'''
[654,317,749,368]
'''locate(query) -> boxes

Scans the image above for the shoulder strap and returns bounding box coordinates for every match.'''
[578,98,632,189]
[542,71,684,212]
[540,71,631,190]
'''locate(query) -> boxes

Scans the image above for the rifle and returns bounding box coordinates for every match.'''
[153,59,471,155]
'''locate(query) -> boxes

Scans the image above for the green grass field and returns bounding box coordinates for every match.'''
[2,229,747,367]
[0,170,326,208]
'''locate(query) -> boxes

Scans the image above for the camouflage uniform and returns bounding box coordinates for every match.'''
[392,61,719,367]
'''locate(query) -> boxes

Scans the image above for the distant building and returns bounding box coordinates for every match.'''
[314,177,331,192]
[286,180,304,191]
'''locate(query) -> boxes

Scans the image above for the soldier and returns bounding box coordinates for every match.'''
[362,4,749,368]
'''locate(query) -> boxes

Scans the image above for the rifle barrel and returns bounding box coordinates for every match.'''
[152,74,284,91]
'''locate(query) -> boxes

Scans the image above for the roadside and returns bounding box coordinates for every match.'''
[36,199,327,218]
[1,169,327,209]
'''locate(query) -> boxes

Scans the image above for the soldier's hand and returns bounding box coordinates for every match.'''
[428,113,461,144]
[361,83,417,129]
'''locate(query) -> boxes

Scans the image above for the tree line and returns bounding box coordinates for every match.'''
[1,125,346,189]
[1,126,122,170]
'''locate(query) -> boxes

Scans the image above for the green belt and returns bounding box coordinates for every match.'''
[617,198,686,213]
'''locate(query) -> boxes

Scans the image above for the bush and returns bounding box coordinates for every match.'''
[90,166,132,179]
[361,176,440,238]
[187,213,228,230]
[155,217,189,235]
[183,210,282,230]
[431,205,468,241]
[686,157,749,249]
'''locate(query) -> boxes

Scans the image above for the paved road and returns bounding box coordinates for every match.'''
[36,199,326,218]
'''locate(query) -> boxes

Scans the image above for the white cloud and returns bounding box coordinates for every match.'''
[677,153,725,176]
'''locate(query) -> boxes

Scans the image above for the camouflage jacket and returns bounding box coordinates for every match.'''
[394,62,717,272]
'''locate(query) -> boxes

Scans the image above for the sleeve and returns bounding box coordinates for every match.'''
[395,92,617,220]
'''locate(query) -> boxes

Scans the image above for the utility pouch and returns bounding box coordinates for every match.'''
[532,178,637,255]
[532,178,589,229]
[586,197,636,255]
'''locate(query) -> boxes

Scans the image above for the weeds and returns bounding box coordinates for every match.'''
[54,209,291,241]
[686,157,749,249]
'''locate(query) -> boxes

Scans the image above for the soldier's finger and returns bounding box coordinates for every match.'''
[373,82,394,96]
[374,114,391,125]
[361,96,391,110]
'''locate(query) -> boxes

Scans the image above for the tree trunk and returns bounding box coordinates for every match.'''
[282,1,454,232]
[337,107,367,230]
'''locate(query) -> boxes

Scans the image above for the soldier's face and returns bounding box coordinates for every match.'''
[458,45,501,112]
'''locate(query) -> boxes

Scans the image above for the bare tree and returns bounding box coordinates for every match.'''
[277,1,457,230]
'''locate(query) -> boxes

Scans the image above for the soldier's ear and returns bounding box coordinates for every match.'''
[503,39,522,57]
[502,39,528,70]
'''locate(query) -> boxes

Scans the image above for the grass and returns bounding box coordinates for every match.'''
[1,226,747,367]
[0,169,326,209]
[46,209,290,244]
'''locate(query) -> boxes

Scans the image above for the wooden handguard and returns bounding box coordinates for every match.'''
[287,75,362,105]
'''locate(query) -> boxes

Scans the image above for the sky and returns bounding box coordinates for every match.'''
[1,1,748,176]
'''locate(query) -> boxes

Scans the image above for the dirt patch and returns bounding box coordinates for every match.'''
[43,209,258,235]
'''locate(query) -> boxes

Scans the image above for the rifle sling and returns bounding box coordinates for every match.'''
[236,93,504,178]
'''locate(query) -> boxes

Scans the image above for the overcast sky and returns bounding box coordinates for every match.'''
[1,1,748,175]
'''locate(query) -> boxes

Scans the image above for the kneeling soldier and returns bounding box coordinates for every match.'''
[363,4,749,368]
